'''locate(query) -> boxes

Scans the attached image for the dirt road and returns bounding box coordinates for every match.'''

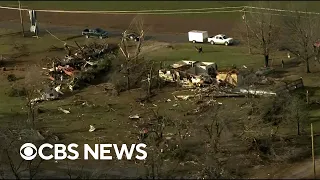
[0,21,187,43]
[251,156,320,179]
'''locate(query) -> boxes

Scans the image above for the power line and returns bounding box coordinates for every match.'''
[244,6,320,16]
[243,10,320,18]
[0,5,245,13]
[102,10,242,15]
[1,5,320,16]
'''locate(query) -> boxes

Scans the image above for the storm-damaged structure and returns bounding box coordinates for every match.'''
[159,60,241,88]
[159,60,304,97]
[32,42,118,104]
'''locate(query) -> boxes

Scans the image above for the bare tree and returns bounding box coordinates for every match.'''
[281,9,320,73]
[119,15,146,90]
[24,65,42,129]
[284,95,308,135]
[0,134,43,180]
[243,2,280,67]
[200,101,226,153]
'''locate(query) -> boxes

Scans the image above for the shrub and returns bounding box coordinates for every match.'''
[7,74,17,82]
[7,87,27,97]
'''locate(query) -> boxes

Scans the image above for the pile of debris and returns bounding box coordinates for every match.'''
[159,60,240,89]
[33,42,118,104]
[161,61,304,98]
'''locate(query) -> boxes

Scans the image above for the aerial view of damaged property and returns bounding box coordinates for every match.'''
[1,0,320,178]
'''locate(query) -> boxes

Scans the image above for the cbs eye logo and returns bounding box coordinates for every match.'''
[20,143,37,160]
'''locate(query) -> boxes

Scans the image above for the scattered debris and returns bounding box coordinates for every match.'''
[238,88,276,96]
[175,95,195,100]
[216,69,240,87]
[129,114,140,119]
[255,67,275,76]
[58,107,71,114]
[31,87,60,104]
[166,99,171,102]
[33,42,117,104]
[54,85,64,95]
[173,104,178,107]
[89,125,96,132]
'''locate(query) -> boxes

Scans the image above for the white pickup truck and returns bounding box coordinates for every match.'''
[207,34,234,46]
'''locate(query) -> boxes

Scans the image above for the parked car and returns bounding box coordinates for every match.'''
[207,34,234,46]
[82,28,108,39]
[122,32,140,41]
[188,30,208,43]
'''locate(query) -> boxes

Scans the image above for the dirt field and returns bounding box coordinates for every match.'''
[0,9,241,36]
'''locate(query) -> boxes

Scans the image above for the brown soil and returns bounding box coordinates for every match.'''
[0,9,241,36]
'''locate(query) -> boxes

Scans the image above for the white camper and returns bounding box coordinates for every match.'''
[188,30,208,43]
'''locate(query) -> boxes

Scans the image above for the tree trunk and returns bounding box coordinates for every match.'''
[296,110,300,135]
[126,68,130,90]
[306,59,311,73]
[264,54,269,67]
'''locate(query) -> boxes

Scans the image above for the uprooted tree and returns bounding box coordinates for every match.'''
[281,8,320,73]
[242,2,280,67]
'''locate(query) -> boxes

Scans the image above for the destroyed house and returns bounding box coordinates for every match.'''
[170,60,217,76]
[216,69,242,87]
[159,60,218,84]
[170,60,196,71]
[189,61,216,76]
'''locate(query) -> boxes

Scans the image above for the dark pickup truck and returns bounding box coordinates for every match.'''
[122,32,140,41]
[82,28,108,39]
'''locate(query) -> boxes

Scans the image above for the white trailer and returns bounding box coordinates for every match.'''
[188,30,208,43]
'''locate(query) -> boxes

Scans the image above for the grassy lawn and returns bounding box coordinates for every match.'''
[0,30,121,56]
[145,43,287,69]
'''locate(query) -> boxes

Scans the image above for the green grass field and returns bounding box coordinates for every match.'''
[145,43,288,69]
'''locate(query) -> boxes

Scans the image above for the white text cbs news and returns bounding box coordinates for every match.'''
[20,143,147,161]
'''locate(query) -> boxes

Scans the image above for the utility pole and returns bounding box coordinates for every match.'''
[311,123,316,179]
[242,8,251,54]
[18,0,25,37]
